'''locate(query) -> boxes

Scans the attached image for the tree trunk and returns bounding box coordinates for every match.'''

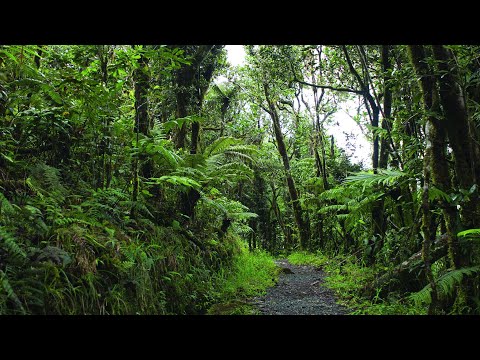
[432,45,480,312]
[270,182,291,249]
[408,45,471,312]
[134,52,153,179]
[432,45,480,230]
[379,45,392,169]
[264,83,310,249]
[174,63,192,150]
[131,50,151,216]
[342,46,384,261]
[421,122,440,314]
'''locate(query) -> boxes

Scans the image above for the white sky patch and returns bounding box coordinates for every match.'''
[225,45,246,66]
[222,45,372,168]
[327,102,372,168]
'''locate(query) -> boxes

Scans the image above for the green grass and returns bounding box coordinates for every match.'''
[207,244,279,315]
[287,251,426,315]
[287,251,329,268]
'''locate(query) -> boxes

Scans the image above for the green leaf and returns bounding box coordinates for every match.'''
[1,153,14,163]
[148,175,201,191]
[469,184,477,194]
[172,220,181,230]
[429,186,452,203]
[457,228,480,238]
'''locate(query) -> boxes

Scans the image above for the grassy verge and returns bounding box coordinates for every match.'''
[287,251,426,315]
[207,244,279,315]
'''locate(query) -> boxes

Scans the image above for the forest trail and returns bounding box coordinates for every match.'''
[253,259,348,315]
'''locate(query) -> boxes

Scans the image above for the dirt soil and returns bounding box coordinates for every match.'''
[252,259,349,315]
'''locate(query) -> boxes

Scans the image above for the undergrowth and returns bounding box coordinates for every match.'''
[207,245,278,315]
[287,251,426,315]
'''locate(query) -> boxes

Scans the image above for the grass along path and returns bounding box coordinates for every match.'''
[207,249,426,315]
[287,252,426,315]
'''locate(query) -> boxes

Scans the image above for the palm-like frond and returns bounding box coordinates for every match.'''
[344,169,411,191]
[204,136,241,157]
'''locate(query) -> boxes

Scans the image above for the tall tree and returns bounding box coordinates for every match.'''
[263,82,311,249]
[132,47,152,213]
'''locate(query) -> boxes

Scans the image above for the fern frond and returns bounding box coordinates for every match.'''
[154,145,181,169]
[209,162,254,180]
[172,167,208,182]
[0,192,15,217]
[0,226,26,259]
[346,193,383,210]
[204,136,241,157]
[201,196,229,215]
[344,169,411,191]
[0,270,26,314]
[319,204,347,213]
[317,186,350,202]
[336,214,349,221]
[410,266,480,305]
[223,150,255,164]
[149,175,201,191]
[429,186,452,203]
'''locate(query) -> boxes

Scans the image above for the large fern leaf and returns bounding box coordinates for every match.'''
[204,136,241,157]
[149,175,201,191]
[0,226,26,260]
[410,266,480,305]
[344,169,411,191]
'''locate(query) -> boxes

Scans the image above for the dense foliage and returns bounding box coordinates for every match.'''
[1,44,479,315]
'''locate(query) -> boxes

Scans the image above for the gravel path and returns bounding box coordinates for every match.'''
[253,259,348,315]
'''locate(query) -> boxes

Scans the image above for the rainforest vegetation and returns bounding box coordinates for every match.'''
[1,44,480,315]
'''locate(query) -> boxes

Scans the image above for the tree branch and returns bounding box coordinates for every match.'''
[296,78,365,95]
[288,58,364,95]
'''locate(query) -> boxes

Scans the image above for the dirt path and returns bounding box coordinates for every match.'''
[252,259,348,315]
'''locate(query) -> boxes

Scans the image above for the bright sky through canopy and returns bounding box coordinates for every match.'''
[224,45,371,168]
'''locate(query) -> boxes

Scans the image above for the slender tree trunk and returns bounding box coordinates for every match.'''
[264,83,310,249]
[131,50,151,216]
[319,133,329,190]
[270,182,291,249]
[421,122,440,314]
[174,63,193,150]
[379,45,392,169]
[343,46,384,261]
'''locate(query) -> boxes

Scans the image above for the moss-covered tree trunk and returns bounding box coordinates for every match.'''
[408,45,468,312]
[173,46,223,221]
[379,45,392,169]
[431,45,480,311]
[432,45,480,231]
[264,83,310,249]
[131,50,152,215]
